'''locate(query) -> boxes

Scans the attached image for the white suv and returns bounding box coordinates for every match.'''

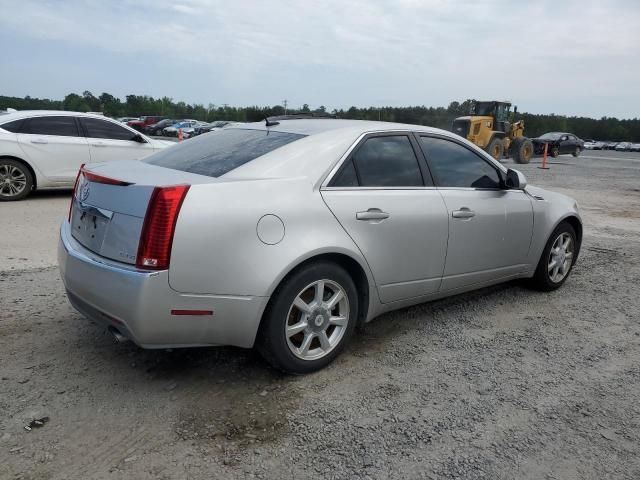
[0,110,175,200]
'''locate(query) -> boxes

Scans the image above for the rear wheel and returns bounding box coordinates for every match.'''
[511,137,534,164]
[486,137,504,161]
[0,159,33,201]
[529,222,577,291]
[572,147,580,157]
[257,261,358,374]
[551,146,560,158]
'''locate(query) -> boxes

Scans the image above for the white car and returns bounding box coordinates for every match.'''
[0,111,174,200]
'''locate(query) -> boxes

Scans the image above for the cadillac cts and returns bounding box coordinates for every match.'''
[58,118,582,373]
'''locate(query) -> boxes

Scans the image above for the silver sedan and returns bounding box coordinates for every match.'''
[58,119,582,373]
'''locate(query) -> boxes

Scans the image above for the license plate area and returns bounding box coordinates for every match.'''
[70,202,112,254]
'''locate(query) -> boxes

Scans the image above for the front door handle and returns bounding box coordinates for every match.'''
[452,207,475,219]
[356,208,390,221]
[30,138,48,144]
[91,141,107,147]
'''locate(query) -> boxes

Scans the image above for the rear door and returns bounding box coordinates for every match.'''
[79,117,156,164]
[321,133,449,303]
[16,115,90,183]
[417,135,533,291]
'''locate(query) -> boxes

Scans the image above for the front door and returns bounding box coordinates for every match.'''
[417,135,533,291]
[321,134,449,303]
[79,117,155,164]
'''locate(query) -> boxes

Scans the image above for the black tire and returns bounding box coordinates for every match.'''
[529,222,577,291]
[572,147,580,157]
[486,137,504,161]
[0,158,33,201]
[256,261,359,374]
[551,146,560,158]
[511,137,534,164]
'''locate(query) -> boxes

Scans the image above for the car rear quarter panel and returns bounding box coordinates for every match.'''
[168,178,375,298]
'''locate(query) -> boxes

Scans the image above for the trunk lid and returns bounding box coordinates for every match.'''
[70,160,216,265]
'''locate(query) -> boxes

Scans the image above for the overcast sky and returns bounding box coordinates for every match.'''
[1,0,639,118]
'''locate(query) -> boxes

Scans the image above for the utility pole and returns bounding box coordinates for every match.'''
[283,99,288,115]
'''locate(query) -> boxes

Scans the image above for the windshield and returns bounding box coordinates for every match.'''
[539,133,562,140]
[145,128,306,177]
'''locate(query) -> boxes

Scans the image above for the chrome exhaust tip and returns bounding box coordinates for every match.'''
[108,326,129,344]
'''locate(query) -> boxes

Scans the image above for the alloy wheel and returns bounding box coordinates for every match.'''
[0,163,27,198]
[548,232,574,283]
[285,279,350,361]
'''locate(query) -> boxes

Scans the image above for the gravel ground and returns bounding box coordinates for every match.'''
[1,150,639,479]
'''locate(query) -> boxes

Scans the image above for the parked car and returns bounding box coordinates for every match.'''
[532,132,584,157]
[117,117,139,123]
[190,120,237,137]
[630,143,640,152]
[583,141,596,150]
[0,110,174,200]
[59,118,582,373]
[604,141,619,150]
[163,120,198,137]
[615,142,632,152]
[592,141,606,150]
[127,116,165,132]
[145,119,176,137]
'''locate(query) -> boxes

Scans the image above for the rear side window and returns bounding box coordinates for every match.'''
[25,116,79,137]
[81,117,138,141]
[145,128,306,177]
[351,135,423,187]
[0,119,25,133]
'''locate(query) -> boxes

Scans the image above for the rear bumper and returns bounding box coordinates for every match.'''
[58,222,268,349]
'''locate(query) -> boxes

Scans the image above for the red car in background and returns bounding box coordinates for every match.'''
[127,116,165,132]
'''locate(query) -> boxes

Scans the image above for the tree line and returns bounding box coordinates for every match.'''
[1,92,639,142]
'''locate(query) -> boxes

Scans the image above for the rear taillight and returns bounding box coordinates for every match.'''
[68,164,85,222]
[82,170,133,186]
[136,185,190,270]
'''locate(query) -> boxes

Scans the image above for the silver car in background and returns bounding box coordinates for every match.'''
[58,119,582,373]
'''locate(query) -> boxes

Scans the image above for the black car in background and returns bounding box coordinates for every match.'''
[532,132,584,157]
[145,118,176,136]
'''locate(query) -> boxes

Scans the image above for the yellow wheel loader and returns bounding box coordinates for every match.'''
[451,101,533,164]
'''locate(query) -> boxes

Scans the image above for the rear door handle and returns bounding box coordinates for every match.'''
[30,138,48,144]
[356,208,390,221]
[452,207,475,219]
[91,141,107,147]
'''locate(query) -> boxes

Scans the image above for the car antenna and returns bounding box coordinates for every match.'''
[265,116,280,127]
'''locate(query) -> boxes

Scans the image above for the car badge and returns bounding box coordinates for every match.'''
[80,182,90,202]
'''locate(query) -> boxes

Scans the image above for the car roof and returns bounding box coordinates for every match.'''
[231,118,441,136]
[0,110,110,122]
[223,118,503,186]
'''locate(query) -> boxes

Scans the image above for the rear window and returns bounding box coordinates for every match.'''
[145,128,306,177]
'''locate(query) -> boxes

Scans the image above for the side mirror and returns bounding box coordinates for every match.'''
[505,168,527,190]
[132,133,147,143]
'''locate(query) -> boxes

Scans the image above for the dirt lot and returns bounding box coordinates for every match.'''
[1,151,639,480]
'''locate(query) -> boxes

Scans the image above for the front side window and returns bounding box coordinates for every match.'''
[349,135,423,187]
[419,136,501,189]
[145,128,305,178]
[81,117,138,141]
[25,116,79,137]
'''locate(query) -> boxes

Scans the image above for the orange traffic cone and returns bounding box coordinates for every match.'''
[178,128,183,142]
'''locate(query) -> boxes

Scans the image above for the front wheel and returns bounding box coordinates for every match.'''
[486,137,504,161]
[257,262,358,374]
[529,222,577,291]
[0,159,33,201]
